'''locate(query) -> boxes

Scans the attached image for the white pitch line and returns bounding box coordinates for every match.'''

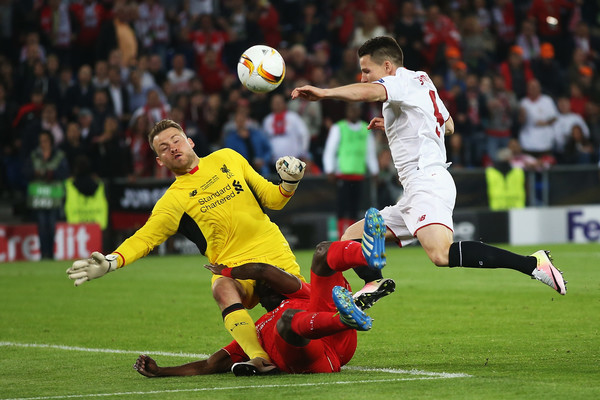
[1,377,463,400]
[0,341,210,359]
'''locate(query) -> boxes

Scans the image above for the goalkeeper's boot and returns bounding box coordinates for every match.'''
[362,208,386,270]
[530,250,567,295]
[353,278,396,310]
[332,286,372,331]
[231,357,278,376]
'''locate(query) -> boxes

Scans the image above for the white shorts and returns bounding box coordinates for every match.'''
[380,166,456,247]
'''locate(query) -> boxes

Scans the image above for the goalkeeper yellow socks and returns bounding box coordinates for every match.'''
[223,306,270,360]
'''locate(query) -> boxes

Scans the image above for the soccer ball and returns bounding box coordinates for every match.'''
[237,45,286,93]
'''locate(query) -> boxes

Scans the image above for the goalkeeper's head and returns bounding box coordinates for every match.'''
[148,119,200,176]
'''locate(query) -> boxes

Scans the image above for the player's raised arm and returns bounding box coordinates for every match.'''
[292,83,386,103]
[205,262,302,295]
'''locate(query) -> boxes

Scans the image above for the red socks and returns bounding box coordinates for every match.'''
[290,310,347,339]
[326,240,366,271]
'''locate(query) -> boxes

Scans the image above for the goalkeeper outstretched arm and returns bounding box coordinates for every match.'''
[66,252,118,287]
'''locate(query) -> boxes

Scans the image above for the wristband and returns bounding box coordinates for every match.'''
[220,267,233,278]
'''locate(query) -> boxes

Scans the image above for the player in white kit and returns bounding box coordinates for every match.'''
[292,36,566,298]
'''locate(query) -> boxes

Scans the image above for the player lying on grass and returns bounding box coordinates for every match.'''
[67,119,310,374]
[134,208,387,376]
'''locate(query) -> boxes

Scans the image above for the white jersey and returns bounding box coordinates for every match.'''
[376,67,450,185]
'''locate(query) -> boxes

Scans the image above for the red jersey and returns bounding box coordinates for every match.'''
[223,281,357,373]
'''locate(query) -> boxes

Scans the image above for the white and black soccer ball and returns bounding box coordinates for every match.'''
[237,45,286,93]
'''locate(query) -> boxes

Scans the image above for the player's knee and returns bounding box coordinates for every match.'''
[424,246,450,267]
[311,241,331,275]
[429,250,449,267]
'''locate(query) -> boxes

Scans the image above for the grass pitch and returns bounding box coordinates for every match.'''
[1,243,599,399]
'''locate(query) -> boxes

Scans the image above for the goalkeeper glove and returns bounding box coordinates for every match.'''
[276,156,306,193]
[66,252,118,286]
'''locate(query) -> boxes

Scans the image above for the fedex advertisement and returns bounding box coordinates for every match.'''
[509,205,600,245]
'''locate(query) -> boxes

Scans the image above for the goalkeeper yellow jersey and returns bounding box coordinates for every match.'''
[112,148,298,270]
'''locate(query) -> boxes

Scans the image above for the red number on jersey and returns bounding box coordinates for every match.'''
[429,90,444,137]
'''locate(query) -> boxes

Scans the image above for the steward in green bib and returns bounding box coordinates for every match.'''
[64,155,109,230]
[485,148,526,211]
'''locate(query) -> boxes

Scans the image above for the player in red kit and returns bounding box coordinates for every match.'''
[134,208,387,376]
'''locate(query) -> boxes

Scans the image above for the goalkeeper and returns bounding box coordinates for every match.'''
[66,119,307,375]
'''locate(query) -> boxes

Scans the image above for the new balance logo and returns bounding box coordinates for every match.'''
[233,180,243,193]
[418,214,426,222]
[189,189,197,197]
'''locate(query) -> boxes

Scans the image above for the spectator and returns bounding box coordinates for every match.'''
[40,103,64,146]
[295,2,328,51]
[350,10,388,50]
[47,65,73,121]
[77,108,94,145]
[527,0,574,64]
[70,0,106,68]
[24,130,69,259]
[422,4,461,70]
[92,60,109,89]
[455,74,489,166]
[60,121,90,169]
[90,115,130,179]
[65,64,95,121]
[131,88,171,128]
[532,42,565,98]
[262,93,310,165]
[90,89,114,138]
[393,0,424,72]
[460,14,494,75]
[250,0,282,49]
[322,102,378,238]
[189,13,228,69]
[125,115,155,179]
[197,48,230,94]
[106,65,130,125]
[491,0,516,58]
[333,48,360,86]
[515,19,541,61]
[135,0,169,62]
[39,0,74,66]
[498,45,535,99]
[286,44,314,83]
[562,124,595,164]
[167,53,195,95]
[518,79,559,157]
[221,0,261,70]
[485,74,519,163]
[147,54,167,88]
[223,108,272,177]
[554,96,591,161]
[96,3,137,67]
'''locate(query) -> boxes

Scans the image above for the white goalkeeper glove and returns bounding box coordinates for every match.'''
[66,252,118,286]
[276,156,306,193]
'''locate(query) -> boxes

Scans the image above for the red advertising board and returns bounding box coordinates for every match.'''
[0,223,102,262]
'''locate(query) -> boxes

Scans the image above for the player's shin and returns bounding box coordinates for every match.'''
[290,311,348,339]
[223,306,270,360]
[326,240,368,271]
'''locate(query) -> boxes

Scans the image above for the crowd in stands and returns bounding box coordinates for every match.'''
[1,0,600,220]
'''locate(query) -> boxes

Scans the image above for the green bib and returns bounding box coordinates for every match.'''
[337,120,369,175]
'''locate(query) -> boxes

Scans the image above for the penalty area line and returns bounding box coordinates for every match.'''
[1,377,467,400]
